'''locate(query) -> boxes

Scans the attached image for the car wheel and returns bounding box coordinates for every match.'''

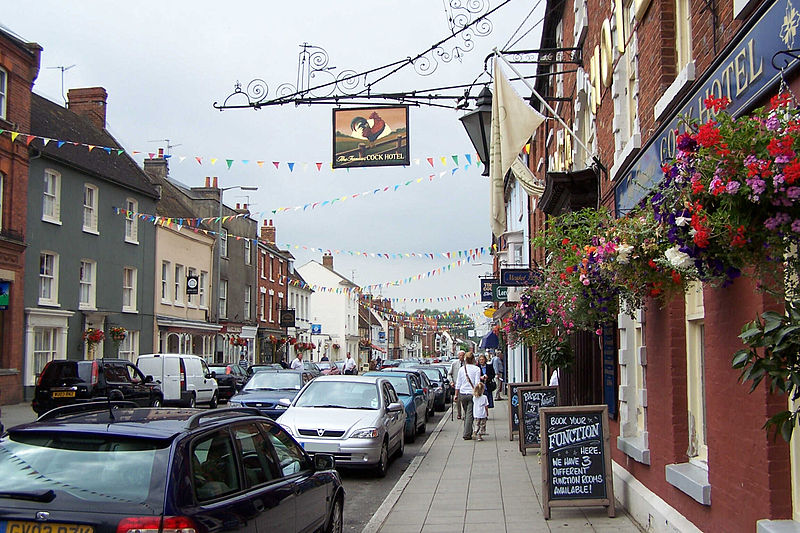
[417,417,426,435]
[374,441,389,477]
[209,391,218,409]
[406,415,416,443]
[150,395,162,408]
[186,393,196,408]
[325,495,343,533]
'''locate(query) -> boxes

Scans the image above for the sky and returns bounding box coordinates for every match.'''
[3,1,544,327]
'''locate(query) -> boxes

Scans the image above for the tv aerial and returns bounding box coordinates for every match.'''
[45,64,76,105]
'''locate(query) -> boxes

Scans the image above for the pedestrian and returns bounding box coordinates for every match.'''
[238,352,249,369]
[492,351,505,401]
[344,352,357,374]
[455,351,481,440]
[449,350,465,419]
[472,382,488,441]
[321,354,329,361]
[478,354,495,410]
[290,352,304,370]
[279,355,289,369]
[549,368,561,386]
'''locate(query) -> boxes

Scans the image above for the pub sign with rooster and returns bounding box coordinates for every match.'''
[332,106,409,168]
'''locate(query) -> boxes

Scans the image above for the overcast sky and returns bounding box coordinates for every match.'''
[4,1,543,326]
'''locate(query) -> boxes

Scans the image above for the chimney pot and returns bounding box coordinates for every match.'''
[158,148,164,157]
[261,219,277,245]
[322,252,334,270]
[263,220,268,226]
[66,87,108,130]
[205,177,210,187]
[236,203,240,209]
[212,177,218,188]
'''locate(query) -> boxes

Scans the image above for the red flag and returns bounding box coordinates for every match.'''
[427,157,434,167]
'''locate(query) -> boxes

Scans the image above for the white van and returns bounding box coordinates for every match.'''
[136,354,219,408]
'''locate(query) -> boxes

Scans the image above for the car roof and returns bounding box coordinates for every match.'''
[7,406,273,440]
[312,374,382,384]
[249,369,304,375]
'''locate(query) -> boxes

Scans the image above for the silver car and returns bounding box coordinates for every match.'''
[276,375,406,476]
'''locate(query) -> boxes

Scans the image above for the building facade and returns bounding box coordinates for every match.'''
[255,220,290,364]
[0,28,40,404]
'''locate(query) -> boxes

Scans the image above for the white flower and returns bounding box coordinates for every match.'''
[616,244,633,264]
[675,216,691,227]
[665,245,693,270]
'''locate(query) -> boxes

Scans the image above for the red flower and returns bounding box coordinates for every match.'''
[647,259,658,269]
[767,135,795,158]
[785,159,800,184]
[691,178,705,194]
[703,95,731,112]
[730,225,747,248]
[561,238,570,246]
[694,228,710,248]
[565,266,575,274]
[770,92,793,111]
[671,270,682,284]
[696,121,722,147]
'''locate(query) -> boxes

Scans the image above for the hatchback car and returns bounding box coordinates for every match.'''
[0,403,344,533]
[229,370,314,418]
[32,359,163,415]
[276,375,406,476]
[382,368,436,418]
[363,371,427,442]
[414,366,449,411]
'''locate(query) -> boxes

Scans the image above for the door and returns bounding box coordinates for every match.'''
[162,356,181,401]
[382,383,402,452]
[232,423,295,533]
[264,424,327,533]
[123,363,152,406]
[103,362,135,401]
[409,375,425,420]
[199,359,217,402]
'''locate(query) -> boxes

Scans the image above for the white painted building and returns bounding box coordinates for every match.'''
[296,254,360,362]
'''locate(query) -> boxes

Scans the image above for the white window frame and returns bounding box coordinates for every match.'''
[269,256,274,282]
[42,169,61,224]
[268,293,274,323]
[244,285,251,321]
[685,281,708,466]
[0,67,6,120]
[244,239,251,265]
[124,198,139,244]
[38,251,59,306]
[174,264,185,306]
[278,260,284,285]
[33,327,57,380]
[199,270,208,309]
[118,330,140,363]
[187,267,197,307]
[675,0,693,74]
[259,288,266,322]
[220,228,228,258]
[79,259,97,310]
[161,261,171,304]
[219,279,228,319]
[0,173,4,232]
[83,184,99,234]
[122,267,138,313]
[260,251,267,279]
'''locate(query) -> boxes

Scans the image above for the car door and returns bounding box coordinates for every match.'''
[409,375,426,420]
[231,423,296,533]
[264,423,328,533]
[103,362,134,400]
[199,358,216,402]
[123,363,152,406]
[382,382,402,450]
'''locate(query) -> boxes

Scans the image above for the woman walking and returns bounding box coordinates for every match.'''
[478,354,495,410]
[455,351,481,440]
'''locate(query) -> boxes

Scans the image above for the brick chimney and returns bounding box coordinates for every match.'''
[322,252,334,270]
[67,87,108,129]
[261,220,276,244]
[143,148,168,180]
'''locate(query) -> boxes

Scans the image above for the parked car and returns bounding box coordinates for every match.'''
[363,371,427,442]
[0,402,344,533]
[247,363,285,379]
[414,366,448,411]
[379,359,400,369]
[229,370,314,418]
[137,354,218,408]
[277,375,406,476]
[317,361,340,375]
[208,363,247,402]
[302,360,323,378]
[430,364,454,403]
[382,367,436,418]
[32,358,163,416]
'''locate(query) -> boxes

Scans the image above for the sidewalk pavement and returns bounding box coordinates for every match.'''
[364,395,644,533]
[0,402,36,430]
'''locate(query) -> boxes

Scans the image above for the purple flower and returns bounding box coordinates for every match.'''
[747,177,767,195]
[766,115,780,131]
[787,186,800,200]
[744,154,758,166]
[792,219,800,233]
[765,216,781,230]
[774,174,786,188]
[777,154,794,164]
[725,180,741,194]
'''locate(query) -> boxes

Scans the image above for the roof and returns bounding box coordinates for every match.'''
[298,260,358,288]
[29,93,160,199]
[313,374,382,384]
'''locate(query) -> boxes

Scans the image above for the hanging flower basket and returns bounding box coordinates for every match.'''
[83,327,105,347]
[332,343,340,350]
[109,326,127,343]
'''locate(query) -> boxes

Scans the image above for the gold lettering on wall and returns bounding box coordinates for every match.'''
[601,19,614,88]
[615,0,626,53]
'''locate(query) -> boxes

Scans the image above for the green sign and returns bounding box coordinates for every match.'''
[0,281,9,310]
[493,285,508,301]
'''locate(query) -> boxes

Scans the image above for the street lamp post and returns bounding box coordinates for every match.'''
[215,184,258,362]
[459,86,493,176]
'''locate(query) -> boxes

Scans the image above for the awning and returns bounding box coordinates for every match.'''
[371,343,387,353]
[156,316,222,333]
[479,331,499,349]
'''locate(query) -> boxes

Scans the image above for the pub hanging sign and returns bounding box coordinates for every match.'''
[333,106,410,169]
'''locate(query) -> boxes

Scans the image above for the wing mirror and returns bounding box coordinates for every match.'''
[414,388,424,396]
[314,453,336,471]
[387,402,404,413]
[144,375,154,383]
[278,398,292,408]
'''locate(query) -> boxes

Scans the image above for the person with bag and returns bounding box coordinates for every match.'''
[455,351,481,440]
[449,350,465,419]
[478,354,495,411]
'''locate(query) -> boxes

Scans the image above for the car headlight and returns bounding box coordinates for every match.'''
[229,400,242,407]
[351,427,380,439]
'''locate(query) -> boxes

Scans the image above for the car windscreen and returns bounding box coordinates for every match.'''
[40,362,91,385]
[244,372,302,391]
[0,431,169,509]
[377,375,411,396]
[419,369,441,381]
[294,381,380,409]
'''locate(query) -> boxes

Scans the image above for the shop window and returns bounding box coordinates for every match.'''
[33,327,57,379]
[119,330,139,363]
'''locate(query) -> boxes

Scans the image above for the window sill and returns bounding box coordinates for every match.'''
[757,520,800,533]
[125,238,139,245]
[79,304,97,312]
[82,227,99,236]
[611,134,642,181]
[122,308,138,314]
[654,61,696,122]
[665,462,711,505]
[42,217,62,226]
[174,302,184,308]
[37,301,60,308]
[617,434,651,465]
[161,300,172,306]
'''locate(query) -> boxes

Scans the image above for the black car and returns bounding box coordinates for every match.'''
[32,358,163,415]
[0,403,344,533]
[208,363,248,401]
[229,370,314,418]
[414,366,449,411]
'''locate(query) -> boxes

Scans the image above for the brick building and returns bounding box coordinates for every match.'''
[0,28,39,404]
[518,0,800,529]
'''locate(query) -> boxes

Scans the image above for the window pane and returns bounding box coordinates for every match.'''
[234,424,276,487]
[192,431,240,501]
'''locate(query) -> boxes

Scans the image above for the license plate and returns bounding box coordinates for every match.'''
[307,442,339,453]
[2,522,94,533]
[51,391,75,398]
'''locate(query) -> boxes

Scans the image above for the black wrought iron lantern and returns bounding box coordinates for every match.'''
[459,86,493,176]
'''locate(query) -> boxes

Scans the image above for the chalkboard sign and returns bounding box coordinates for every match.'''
[540,405,615,519]
[507,381,539,441]
[517,386,558,455]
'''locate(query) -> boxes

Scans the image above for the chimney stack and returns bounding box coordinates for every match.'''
[204,177,210,187]
[67,87,108,130]
[261,219,276,245]
[322,252,334,270]
[143,149,168,180]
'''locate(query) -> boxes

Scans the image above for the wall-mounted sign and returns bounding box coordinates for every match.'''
[279,309,296,328]
[0,281,9,310]
[500,268,540,287]
[186,275,199,295]
[311,323,322,334]
[480,278,498,302]
[333,106,409,168]
[492,285,508,301]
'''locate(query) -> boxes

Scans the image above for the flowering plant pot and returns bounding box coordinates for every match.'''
[109,327,127,343]
[83,327,105,346]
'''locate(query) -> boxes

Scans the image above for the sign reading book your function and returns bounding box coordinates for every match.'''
[540,405,615,520]
[507,381,540,441]
[517,386,558,455]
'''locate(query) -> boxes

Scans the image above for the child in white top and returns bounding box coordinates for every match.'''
[472,382,489,441]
